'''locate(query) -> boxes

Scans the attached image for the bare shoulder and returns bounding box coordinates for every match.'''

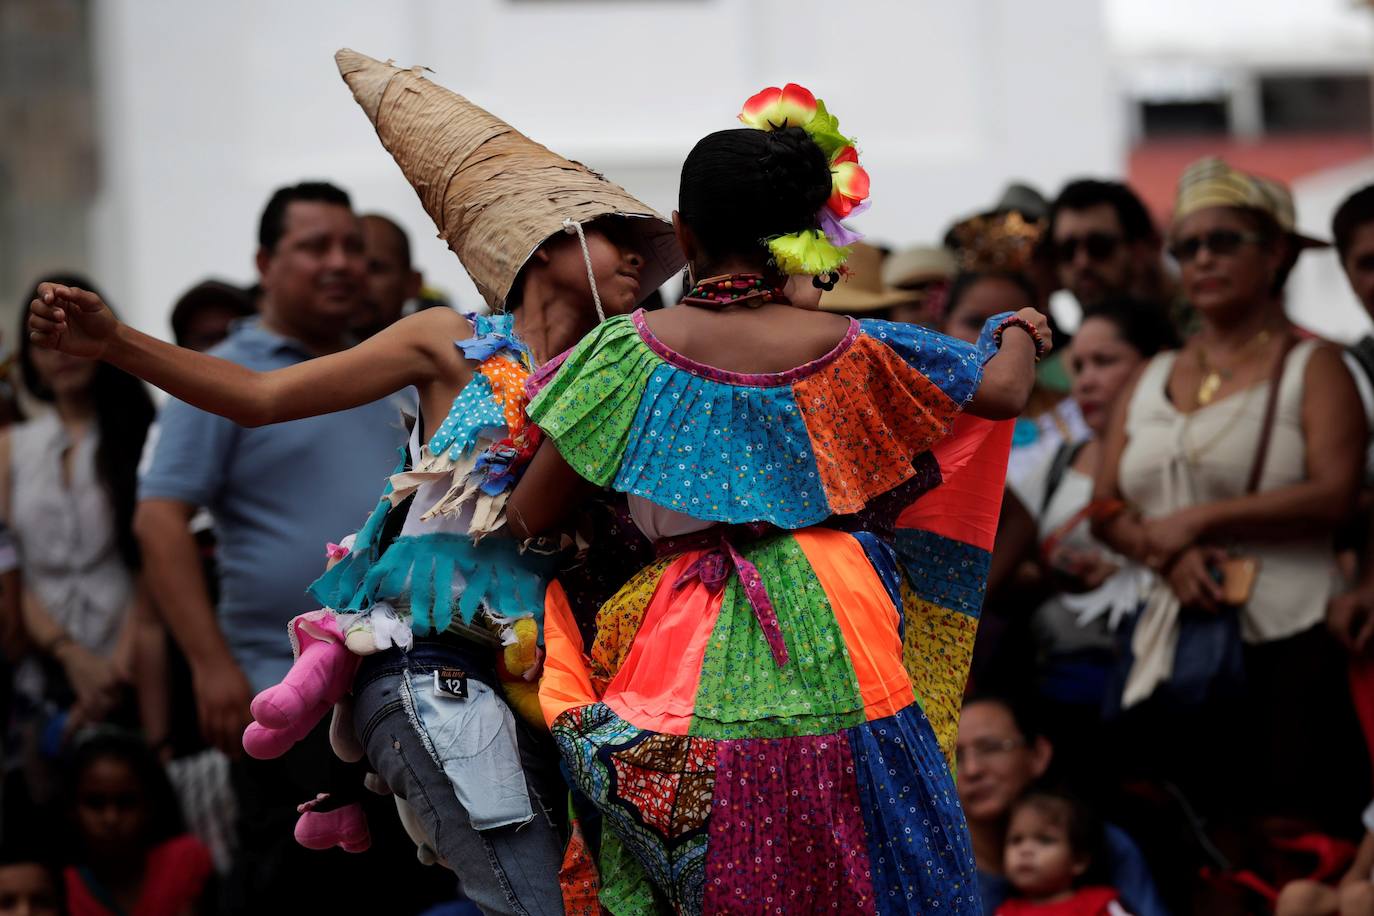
[1301,339,1359,398]
[401,306,474,343]
[1304,338,1350,372]
[646,304,852,373]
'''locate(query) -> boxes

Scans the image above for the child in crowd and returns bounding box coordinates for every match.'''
[0,847,62,916]
[997,790,1133,915]
[62,731,212,916]
[1275,800,1374,916]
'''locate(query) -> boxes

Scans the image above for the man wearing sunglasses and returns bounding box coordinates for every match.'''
[1048,179,1167,310]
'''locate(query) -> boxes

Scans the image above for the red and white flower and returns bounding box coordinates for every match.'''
[739,84,818,131]
[827,146,870,219]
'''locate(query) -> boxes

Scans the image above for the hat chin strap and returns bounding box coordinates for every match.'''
[563,218,607,324]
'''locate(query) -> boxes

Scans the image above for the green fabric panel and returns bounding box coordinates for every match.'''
[598,830,673,915]
[689,535,866,739]
[526,315,659,487]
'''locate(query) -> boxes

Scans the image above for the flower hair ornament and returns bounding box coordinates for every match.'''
[738,83,870,280]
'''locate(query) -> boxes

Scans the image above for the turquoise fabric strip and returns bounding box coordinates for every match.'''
[307,531,552,635]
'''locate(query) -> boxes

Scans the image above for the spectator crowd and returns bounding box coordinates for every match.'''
[2,159,1374,916]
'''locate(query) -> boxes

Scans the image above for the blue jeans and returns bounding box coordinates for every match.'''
[354,643,565,916]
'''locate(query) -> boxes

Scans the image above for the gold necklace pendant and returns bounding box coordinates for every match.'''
[1197,371,1223,406]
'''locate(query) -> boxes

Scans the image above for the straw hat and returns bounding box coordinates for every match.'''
[819,243,923,314]
[335,49,683,309]
[1173,156,1329,249]
[882,246,956,290]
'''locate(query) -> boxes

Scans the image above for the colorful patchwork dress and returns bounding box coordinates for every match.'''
[529,309,1014,915]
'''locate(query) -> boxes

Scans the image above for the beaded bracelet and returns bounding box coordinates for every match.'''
[993,315,1046,362]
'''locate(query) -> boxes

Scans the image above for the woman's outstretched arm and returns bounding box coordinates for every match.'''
[968,308,1049,420]
[28,281,468,426]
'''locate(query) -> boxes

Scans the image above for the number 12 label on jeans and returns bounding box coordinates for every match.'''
[433,667,469,699]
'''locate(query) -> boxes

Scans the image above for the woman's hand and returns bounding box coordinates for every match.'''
[968,308,1053,420]
[28,283,119,360]
[1163,546,1227,612]
[1048,545,1119,593]
[1140,507,1208,570]
[1010,307,1053,358]
[55,641,124,722]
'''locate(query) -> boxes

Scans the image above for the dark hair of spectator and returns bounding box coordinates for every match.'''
[1332,184,1374,259]
[258,181,353,254]
[1079,297,1180,357]
[1049,179,1158,245]
[942,271,1038,320]
[964,692,1044,744]
[0,844,63,910]
[361,213,413,270]
[64,729,186,854]
[19,275,156,570]
[679,127,833,270]
[1010,789,1111,887]
[170,280,255,348]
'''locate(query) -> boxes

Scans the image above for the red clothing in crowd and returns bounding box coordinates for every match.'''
[997,885,1133,916]
[65,834,212,916]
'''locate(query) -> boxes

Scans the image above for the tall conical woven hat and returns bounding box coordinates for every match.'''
[336,49,682,309]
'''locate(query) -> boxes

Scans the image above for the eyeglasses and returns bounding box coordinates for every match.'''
[1055,233,1121,264]
[1169,229,1264,264]
[954,737,1026,766]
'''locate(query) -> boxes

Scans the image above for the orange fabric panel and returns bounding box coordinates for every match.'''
[896,416,1014,550]
[602,552,724,736]
[539,580,599,729]
[794,529,915,722]
[793,336,960,515]
[480,355,531,439]
[589,557,674,696]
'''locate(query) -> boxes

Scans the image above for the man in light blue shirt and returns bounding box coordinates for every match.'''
[138,182,403,743]
[135,182,421,913]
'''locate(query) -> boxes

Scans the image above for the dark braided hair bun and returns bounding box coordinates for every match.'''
[679,127,832,265]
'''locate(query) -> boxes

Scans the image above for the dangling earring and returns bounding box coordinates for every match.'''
[812,270,839,292]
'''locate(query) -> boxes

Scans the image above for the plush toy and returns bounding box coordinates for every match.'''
[242,610,358,760]
[495,616,546,729]
[295,793,370,853]
[245,534,548,857]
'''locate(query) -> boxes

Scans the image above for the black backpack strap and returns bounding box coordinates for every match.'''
[1348,335,1374,393]
[1041,439,1086,515]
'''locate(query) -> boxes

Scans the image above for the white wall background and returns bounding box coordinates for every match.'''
[1106,0,1374,70]
[88,0,1120,335]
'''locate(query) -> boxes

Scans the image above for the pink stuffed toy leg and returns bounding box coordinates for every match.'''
[242,697,332,759]
[294,795,371,853]
[251,611,360,730]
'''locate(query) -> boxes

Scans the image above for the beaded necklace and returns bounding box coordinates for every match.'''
[681,273,789,309]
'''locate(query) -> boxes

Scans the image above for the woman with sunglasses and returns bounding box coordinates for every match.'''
[1091,158,1370,853]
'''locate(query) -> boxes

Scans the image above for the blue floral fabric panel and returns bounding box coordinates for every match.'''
[847,705,980,915]
[860,314,1009,409]
[892,527,992,619]
[612,364,827,528]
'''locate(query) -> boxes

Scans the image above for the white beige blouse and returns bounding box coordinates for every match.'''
[1117,340,1339,645]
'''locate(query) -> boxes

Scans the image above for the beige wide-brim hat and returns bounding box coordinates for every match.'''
[882,245,956,290]
[336,49,683,309]
[819,243,923,314]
